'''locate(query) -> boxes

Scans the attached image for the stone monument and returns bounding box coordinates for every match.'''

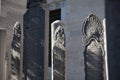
[11,21,21,80]
[82,14,105,80]
[23,0,47,80]
[51,20,66,80]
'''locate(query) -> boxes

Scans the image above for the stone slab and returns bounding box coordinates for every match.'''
[23,2,45,80]
[51,20,66,80]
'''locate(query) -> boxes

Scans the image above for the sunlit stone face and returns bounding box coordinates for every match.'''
[87,40,102,56]
[51,20,66,80]
[54,25,65,46]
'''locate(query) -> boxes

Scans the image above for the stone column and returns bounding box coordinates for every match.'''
[106,0,120,80]
[51,20,66,80]
[23,0,48,80]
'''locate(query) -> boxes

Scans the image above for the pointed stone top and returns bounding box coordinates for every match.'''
[27,0,46,8]
[82,14,103,45]
[51,20,64,27]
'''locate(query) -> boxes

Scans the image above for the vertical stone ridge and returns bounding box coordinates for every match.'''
[11,21,21,80]
[82,14,105,80]
[51,20,66,80]
[23,1,46,80]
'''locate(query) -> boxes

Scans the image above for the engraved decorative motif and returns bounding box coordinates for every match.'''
[82,14,105,80]
[51,20,65,80]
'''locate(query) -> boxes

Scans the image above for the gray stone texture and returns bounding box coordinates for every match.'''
[51,20,65,80]
[62,0,105,80]
[23,1,45,80]
[45,0,105,79]
[82,14,104,80]
[0,0,26,80]
[11,22,21,80]
[0,30,7,80]
[0,0,106,80]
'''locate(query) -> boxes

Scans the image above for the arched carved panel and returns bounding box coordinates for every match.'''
[82,14,105,80]
[51,20,66,80]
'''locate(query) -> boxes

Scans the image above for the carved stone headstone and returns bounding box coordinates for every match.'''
[11,21,21,80]
[82,14,105,80]
[23,1,46,80]
[51,20,66,80]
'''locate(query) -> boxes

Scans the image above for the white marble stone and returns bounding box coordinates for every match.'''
[51,20,66,80]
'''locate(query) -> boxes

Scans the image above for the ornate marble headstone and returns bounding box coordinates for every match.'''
[11,21,21,80]
[51,20,66,80]
[82,14,105,80]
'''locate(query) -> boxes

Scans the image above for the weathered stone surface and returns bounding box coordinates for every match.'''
[51,20,66,80]
[11,21,21,80]
[82,14,105,80]
[23,2,45,80]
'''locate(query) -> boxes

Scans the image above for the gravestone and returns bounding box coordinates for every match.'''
[51,20,66,80]
[23,1,46,80]
[11,22,21,80]
[82,14,105,80]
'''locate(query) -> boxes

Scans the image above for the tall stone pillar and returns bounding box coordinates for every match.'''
[106,0,120,80]
[23,0,48,80]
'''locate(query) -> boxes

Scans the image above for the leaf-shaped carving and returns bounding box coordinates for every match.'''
[82,14,103,46]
